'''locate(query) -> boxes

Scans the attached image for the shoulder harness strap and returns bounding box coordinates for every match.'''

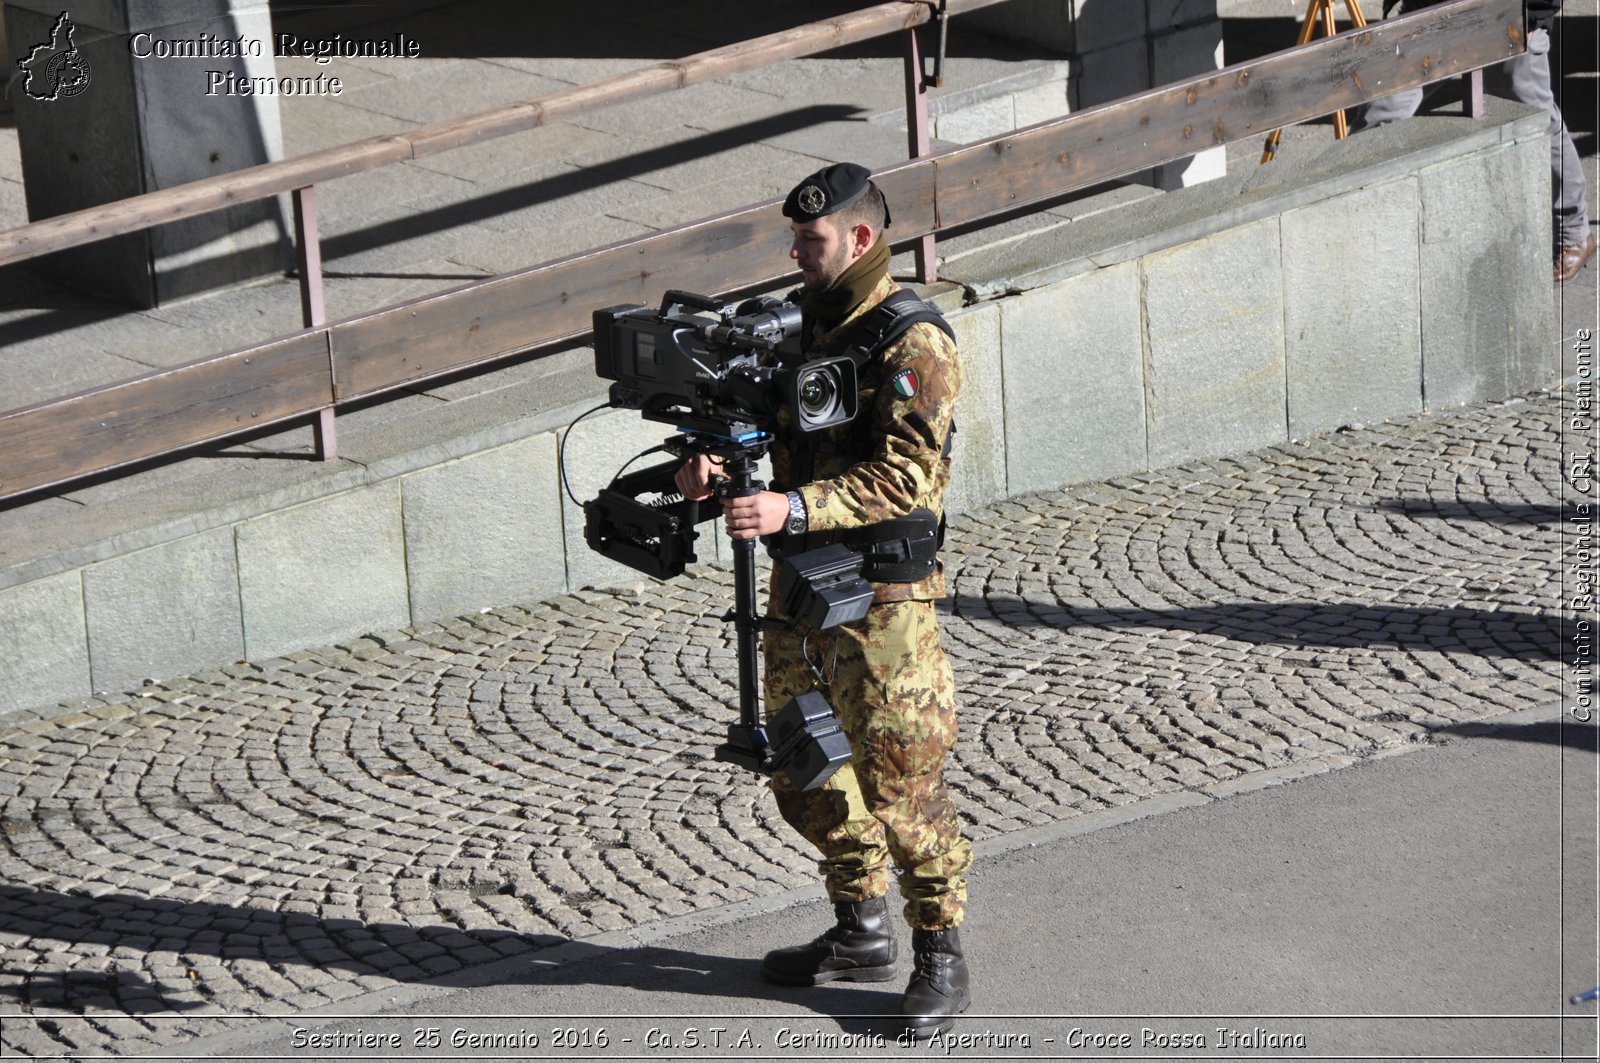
[848,290,958,461]
[842,289,956,365]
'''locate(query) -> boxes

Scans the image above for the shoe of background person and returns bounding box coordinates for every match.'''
[900,926,971,1039]
[760,897,897,985]
[1555,232,1597,283]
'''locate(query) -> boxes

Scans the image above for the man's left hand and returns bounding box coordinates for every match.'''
[722,490,789,540]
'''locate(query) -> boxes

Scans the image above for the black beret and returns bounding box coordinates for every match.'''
[782,162,890,226]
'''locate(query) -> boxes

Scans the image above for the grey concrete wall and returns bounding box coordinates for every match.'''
[0,101,1558,719]
[82,528,244,692]
[1000,261,1147,493]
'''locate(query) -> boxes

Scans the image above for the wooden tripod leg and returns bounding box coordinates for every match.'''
[1261,0,1329,163]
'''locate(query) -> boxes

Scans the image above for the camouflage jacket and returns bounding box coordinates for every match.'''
[770,273,962,603]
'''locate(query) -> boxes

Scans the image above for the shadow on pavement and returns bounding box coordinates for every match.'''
[1371,499,1568,525]
[950,598,1565,662]
[319,104,868,264]
[0,276,145,351]
[512,942,898,1030]
[1430,718,1600,750]
[0,882,560,1013]
[0,880,891,1029]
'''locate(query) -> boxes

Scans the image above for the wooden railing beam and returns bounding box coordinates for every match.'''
[0,137,413,268]
[0,335,335,500]
[931,0,1521,224]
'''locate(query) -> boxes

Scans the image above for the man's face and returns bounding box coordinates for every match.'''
[789,216,855,291]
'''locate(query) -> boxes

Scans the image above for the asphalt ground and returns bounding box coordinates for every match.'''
[0,387,1594,1059]
[160,700,1600,1063]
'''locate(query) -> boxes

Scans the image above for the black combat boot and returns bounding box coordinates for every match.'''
[761,897,897,985]
[900,926,970,1038]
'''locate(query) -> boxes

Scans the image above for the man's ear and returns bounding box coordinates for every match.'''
[849,222,875,257]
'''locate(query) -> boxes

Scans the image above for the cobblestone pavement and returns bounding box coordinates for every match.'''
[0,392,1573,1058]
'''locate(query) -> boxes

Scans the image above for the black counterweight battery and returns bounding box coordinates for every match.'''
[776,543,875,630]
[764,691,853,791]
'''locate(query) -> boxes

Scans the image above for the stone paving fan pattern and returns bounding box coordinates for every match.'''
[0,394,1569,1057]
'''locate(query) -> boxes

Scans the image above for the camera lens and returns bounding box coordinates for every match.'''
[799,369,836,415]
[787,355,856,433]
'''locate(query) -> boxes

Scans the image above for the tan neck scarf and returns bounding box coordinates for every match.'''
[802,236,890,330]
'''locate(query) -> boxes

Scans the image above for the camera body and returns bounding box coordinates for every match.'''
[594,289,856,440]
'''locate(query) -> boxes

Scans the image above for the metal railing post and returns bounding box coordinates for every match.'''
[903,25,938,284]
[1466,69,1485,117]
[292,185,337,462]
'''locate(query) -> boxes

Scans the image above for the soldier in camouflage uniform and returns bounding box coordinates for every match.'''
[676,163,971,1038]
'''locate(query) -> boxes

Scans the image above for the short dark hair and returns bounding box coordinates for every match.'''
[833,181,889,234]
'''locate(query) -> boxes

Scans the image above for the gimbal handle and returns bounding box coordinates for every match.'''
[709,449,772,772]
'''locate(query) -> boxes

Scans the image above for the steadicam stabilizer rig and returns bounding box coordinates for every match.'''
[581,291,874,791]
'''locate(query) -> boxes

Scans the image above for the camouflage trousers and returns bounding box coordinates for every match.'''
[762,597,972,930]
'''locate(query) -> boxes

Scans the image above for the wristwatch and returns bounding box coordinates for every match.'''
[784,491,808,536]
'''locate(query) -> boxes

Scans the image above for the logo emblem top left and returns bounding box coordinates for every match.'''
[18,12,92,101]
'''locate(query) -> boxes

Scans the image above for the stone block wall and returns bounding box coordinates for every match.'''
[0,101,1558,718]
[934,102,1552,499]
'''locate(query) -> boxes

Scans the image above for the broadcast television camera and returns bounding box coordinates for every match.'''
[593,289,856,440]
[582,290,875,792]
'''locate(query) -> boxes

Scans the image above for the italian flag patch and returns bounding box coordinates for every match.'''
[890,367,919,399]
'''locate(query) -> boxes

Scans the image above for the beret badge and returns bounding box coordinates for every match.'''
[797,184,827,216]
